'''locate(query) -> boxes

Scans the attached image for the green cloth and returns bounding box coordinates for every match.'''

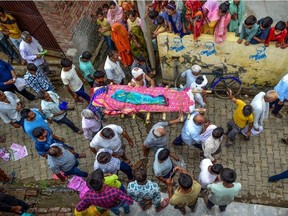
[130,26,148,59]
[104,174,121,189]
[228,0,245,33]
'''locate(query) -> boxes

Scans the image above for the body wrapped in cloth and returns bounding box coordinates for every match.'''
[90,85,195,115]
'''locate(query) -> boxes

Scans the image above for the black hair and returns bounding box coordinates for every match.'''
[108,50,118,58]
[244,15,257,26]
[60,58,73,67]
[32,127,45,138]
[133,168,147,182]
[129,10,137,17]
[195,76,204,85]
[101,128,115,139]
[97,152,112,164]
[157,16,165,25]
[102,3,109,9]
[220,168,237,183]
[20,108,31,118]
[27,63,37,71]
[81,51,92,60]
[93,70,106,79]
[88,169,104,191]
[0,6,4,14]
[210,164,223,175]
[148,10,159,19]
[219,1,230,13]
[158,148,170,161]
[243,105,253,116]
[97,10,104,16]
[212,127,224,139]
[261,16,273,29]
[275,21,286,31]
[47,146,61,157]
[178,173,193,189]
[37,90,47,100]
[109,1,116,7]
[135,54,146,62]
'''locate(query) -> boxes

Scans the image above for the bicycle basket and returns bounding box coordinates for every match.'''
[212,68,224,77]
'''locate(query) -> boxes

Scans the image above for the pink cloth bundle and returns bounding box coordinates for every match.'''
[91,85,195,115]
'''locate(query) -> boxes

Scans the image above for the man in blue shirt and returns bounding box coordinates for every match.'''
[20,108,52,141]
[0,59,35,100]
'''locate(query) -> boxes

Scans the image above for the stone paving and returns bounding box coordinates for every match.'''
[0,85,288,209]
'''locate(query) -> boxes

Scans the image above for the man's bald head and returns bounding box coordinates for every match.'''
[193,114,206,126]
[154,126,166,137]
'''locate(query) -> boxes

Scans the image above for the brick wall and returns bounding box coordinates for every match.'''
[34,1,107,58]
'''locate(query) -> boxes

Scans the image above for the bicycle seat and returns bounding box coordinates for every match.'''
[212,68,224,77]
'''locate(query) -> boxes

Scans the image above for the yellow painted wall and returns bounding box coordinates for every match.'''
[157,32,288,87]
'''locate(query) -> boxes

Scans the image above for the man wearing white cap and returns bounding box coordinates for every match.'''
[181,64,202,88]
[142,114,183,157]
[130,67,155,87]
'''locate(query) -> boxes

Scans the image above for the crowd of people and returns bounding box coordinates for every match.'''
[0,0,288,215]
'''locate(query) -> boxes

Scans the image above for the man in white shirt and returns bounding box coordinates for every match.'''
[38,90,83,134]
[198,158,223,189]
[19,31,50,75]
[181,64,201,88]
[60,58,90,103]
[173,112,207,149]
[104,50,126,84]
[0,90,23,128]
[90,124,134,164]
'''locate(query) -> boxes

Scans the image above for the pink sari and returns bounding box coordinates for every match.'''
[214,13,231,43]
[107,4,123,26]
[202,0,220,23]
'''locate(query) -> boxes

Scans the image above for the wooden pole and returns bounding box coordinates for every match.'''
[137,0,156,69]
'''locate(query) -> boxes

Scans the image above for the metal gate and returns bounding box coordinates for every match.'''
[0,1,62,52]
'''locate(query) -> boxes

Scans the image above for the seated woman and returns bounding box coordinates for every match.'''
[130,67,155,87]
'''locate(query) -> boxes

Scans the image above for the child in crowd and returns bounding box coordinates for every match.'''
[237,15,259,46]
[127,10,141,32]
[190,75,208,108]
[79,51,96,87]
[205,168,241,212]
[214,1,231,43]
[97,10,114,51]
[265,21,287,47]
[250,16,273,44]
[102,3,109,17]
[93,70,106,88]
[153,16,167,37]
[60,58,90,103]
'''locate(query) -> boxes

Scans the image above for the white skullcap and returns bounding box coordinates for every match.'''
[191,65,201,73]
[132,67,144,78]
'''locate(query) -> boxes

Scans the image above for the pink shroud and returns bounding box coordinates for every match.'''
[92,85,195,115]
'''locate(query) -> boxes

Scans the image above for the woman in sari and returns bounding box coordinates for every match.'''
[214,1,231,43]
[111,23,133,67]
[202,0,220,35]
[228,0,245,33]
[107,1,123,26]
[130,26,148,59]
[182,0,202,34]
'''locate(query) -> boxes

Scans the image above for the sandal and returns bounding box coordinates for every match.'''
[281,138,288,144]
[271,112,282,118]
[78,153,86,158]
[0,136,6,143]
[156,198,169,212]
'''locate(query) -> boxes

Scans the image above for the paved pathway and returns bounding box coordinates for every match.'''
[0,86,288,208]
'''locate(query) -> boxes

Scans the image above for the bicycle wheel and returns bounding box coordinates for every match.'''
[212,77,242,99]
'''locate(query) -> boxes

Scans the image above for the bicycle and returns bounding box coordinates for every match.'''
[174,68,243,99]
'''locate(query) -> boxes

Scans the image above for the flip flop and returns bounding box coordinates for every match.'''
[156,198,169,212]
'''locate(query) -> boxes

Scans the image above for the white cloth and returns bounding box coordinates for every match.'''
[153,148,173,177]
[90,124,124,155]
[202,136,222,161]
[61,64,83,92]
[131,67,144,78]
[199,124,217,143]
[19,36,44,66]
[190,75,207,107]
[104,56,125,84]
[198,158,217,189]
[41,91,66,121]
[181,69,198,88]
[250,92,269,130]
[82,117,102,141]
[181,112,202,146]
[0,91,21,123]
